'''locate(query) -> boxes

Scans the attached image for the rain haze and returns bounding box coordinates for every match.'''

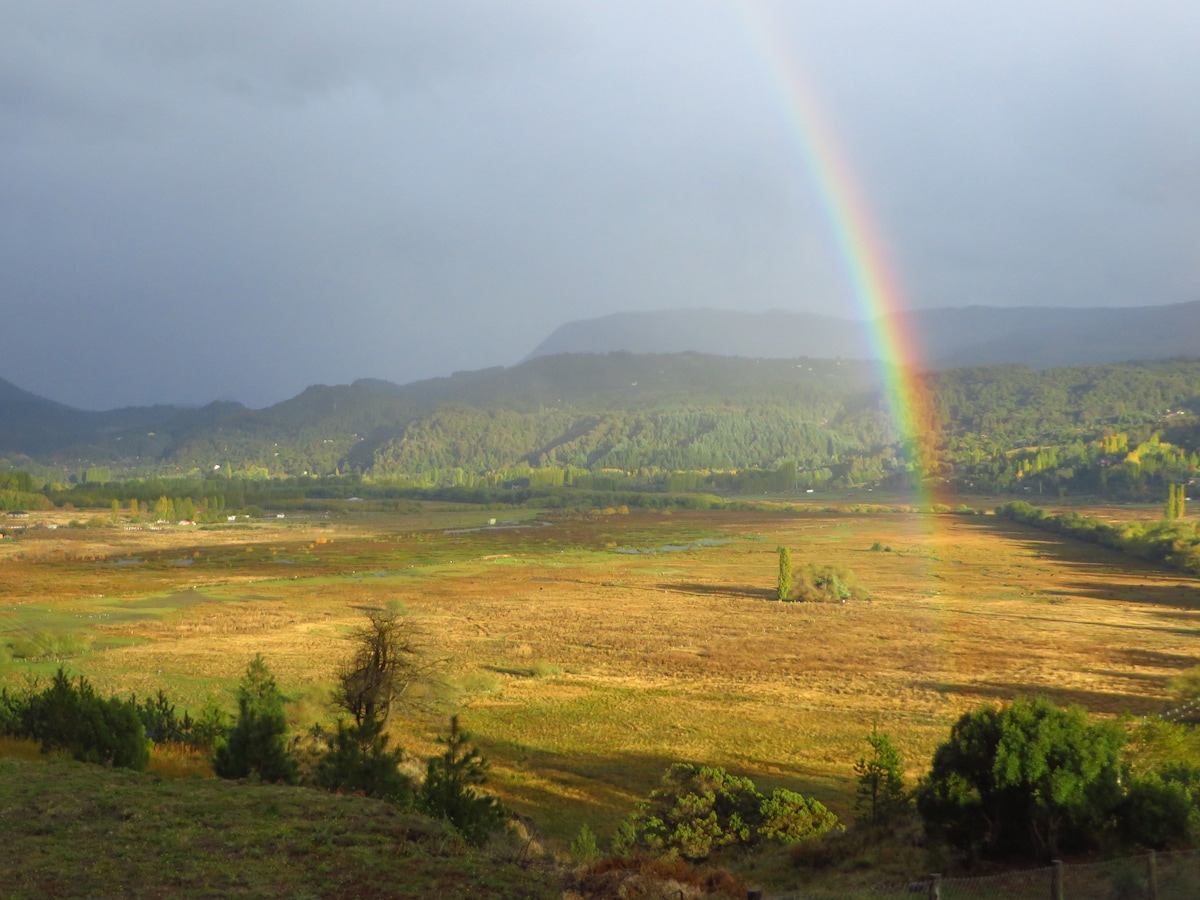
[2,1,1198,409]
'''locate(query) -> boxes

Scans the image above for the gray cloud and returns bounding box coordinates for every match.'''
[1,1,1197,408]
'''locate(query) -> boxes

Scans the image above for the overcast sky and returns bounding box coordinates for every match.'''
[3,1,1198,409]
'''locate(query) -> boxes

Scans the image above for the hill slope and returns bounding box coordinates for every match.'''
[0,755,557,899]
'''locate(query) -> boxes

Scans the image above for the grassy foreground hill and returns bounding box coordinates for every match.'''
[0,751,560,899]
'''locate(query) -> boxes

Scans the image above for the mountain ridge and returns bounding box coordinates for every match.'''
[525,301,1200,369]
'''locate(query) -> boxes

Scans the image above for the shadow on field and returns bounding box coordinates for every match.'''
[968,518,1174,576]
[966,518,1200,611]
[1057,579,1200,610]
[472,737,838,839]
[915,679,1165,716]
[1116,646,1200,669]
[940,604,1200,639]
[658,582,776,601]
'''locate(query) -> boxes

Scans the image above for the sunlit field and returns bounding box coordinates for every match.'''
[2,501,1196,842]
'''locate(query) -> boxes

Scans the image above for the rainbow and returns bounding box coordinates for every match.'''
[740,5,939,497]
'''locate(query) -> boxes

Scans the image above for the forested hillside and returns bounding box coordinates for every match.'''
[1,354,1199,500]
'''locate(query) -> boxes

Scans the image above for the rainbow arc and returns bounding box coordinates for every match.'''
[741,5,940,498]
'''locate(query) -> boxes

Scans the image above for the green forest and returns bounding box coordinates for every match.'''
[1,354,1198,505]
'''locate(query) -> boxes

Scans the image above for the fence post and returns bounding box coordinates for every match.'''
[1147,850,1158,900]
[1051,859,1064,900]
[928,873,941,900]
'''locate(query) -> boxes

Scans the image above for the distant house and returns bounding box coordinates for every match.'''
[6,510,28,518]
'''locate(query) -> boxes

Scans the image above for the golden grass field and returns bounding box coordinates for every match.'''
[2,500,1198,844]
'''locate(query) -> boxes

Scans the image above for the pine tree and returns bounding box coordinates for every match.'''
[315,718,411,804]
[853,723,909,827]
[213,654,296,784]
[419,716,504,844]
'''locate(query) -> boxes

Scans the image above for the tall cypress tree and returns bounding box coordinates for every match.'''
[777,547,793,601]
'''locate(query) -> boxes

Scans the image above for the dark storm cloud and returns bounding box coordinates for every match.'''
[1,1,1197,408]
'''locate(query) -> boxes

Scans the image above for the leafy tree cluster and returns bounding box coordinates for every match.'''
[949,430,1199,499]
[787,563,869,603]
[0,470,47,511]
[370,403,887,480]
[997,501,1200,576]
[929,360,1200,450]
[918,698,1200,860]
[0,471,35,493]
[0,489,51,512]
[613,763,841,861]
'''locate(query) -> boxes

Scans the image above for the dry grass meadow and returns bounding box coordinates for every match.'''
[2,500,1198,843]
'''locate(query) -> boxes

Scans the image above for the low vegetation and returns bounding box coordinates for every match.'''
[612,763,841,861]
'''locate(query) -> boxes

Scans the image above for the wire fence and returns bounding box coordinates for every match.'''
[864,849,1200,900]
[1159,699,1200,725]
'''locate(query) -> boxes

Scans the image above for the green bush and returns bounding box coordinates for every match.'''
[1119,770,1195,849]
[613,763,840,861]
[0,685,24,736]
[758,788,841,843]
[793,564,868,603]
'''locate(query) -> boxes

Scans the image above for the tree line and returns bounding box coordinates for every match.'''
[996,500,1200,576]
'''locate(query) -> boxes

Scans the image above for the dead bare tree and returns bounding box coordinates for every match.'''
[332,607,422,728]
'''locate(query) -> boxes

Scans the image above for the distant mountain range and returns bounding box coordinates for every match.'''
[526,301,1200,369]
[1,300,1198,478]
[0,354,881,474]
